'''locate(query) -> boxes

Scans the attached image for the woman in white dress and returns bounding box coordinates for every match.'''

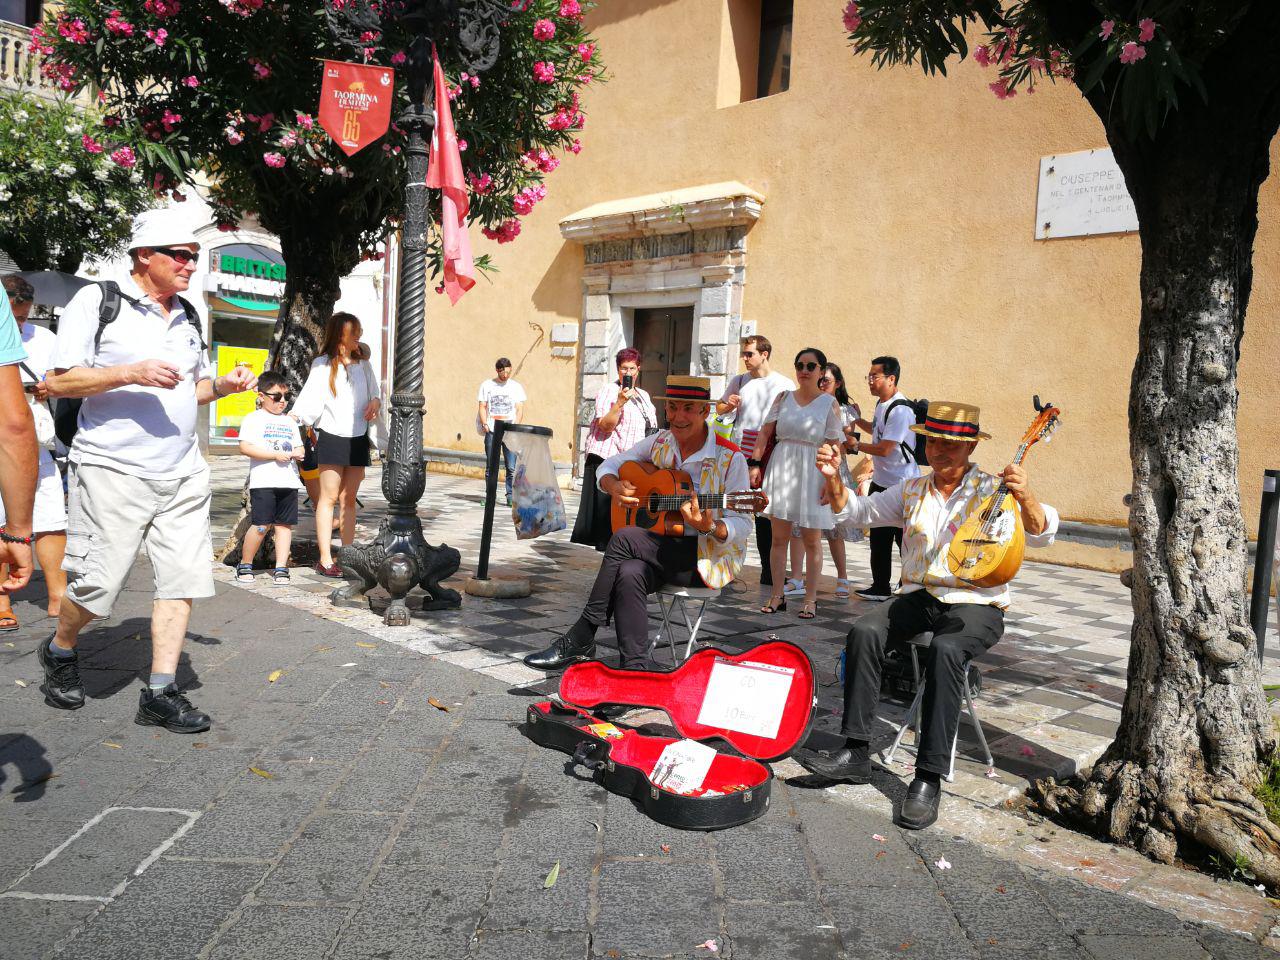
[753,347,844,619]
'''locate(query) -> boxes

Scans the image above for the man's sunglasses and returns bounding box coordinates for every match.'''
[741,350,758,358]
[7,293,32,304]
[263,391,290,401]
[794,361,820,372]
[153,246,200,266]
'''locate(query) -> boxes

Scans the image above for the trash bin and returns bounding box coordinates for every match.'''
[504,426,566,541]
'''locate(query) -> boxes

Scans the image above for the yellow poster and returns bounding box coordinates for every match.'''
[212,345,269,440]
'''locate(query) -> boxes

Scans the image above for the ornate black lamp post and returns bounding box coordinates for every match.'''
[327,1,505,625]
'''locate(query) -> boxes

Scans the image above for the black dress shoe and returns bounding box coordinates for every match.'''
[792,746,873,784]
[37,635,85,711]
[523,635,595,672]
[896,777,942,830]
[135,684,211,734]
[592,703,631,720]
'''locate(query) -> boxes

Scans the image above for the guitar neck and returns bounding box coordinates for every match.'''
[648,494,737,512]
[989,441,1031,507]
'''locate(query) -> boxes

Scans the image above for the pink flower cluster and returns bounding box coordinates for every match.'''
[263,152,286,168]
[533,18,555,41]
[279,131,298,148]
[533,61,556,83]
[248,57,271,80]
[569,138,582,154]
[56,16,90,45]
[161,108,182,131]
[482,219,521,244]
[522,148,559,173]
[110,146,137,168]
[28,23,54,56]
[40,59,78,91]
[559,0,582,20]
[82,133,104,153]
[226,126,244,145]
[1102,18,1156,65]
[182,75,199,87]
[468,172,493,194]
[459,71,481,89]
[512,184,547,215]
[144,0,181,17]
[988,77,1015,100]
[220,0,264,15]
[104,10,135,37]
[842,1,861,33]
[145,27,168,46]
[296,112,315,130]
[578,42,594,61]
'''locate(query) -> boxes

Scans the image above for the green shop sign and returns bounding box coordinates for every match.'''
[212,243,287,313]
[222,255,286,281]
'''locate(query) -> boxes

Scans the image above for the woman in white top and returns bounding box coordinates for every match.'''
[292,312,381,577]
[753,347,844,620]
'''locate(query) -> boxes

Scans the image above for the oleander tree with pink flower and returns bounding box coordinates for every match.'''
[35,0,604,394]
[842,1,1280,885]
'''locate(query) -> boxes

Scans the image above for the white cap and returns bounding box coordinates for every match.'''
[128,208,201,252]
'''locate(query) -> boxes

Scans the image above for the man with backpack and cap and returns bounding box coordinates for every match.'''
[851,356,922,601]
[36,209,257,732]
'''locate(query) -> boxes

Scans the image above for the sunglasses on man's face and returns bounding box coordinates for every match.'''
[741,350,758,359]
[794,361,820,372]
[153,246,200,266]
[8,294,32,304]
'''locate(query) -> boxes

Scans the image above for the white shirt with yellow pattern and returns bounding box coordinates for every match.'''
[834,464,1059,609]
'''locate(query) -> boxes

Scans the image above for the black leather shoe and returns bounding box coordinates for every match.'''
[896,777,942,830]
[37,635,85,711]
[592,703,632,720]
[523,635,595,671]
[793,746,873,784]
[135,684,211,733]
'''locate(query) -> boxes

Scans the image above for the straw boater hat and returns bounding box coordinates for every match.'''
[652,375,713,403]
[909,400,992,442]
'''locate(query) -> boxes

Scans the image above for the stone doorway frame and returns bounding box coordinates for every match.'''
[558,182,764,477]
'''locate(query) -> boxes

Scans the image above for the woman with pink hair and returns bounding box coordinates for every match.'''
[571,347,657,551]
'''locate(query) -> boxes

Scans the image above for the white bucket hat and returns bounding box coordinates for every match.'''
[128,208,201,252]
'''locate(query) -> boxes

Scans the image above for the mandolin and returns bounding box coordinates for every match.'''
[610,461,767,536]
[945,396,1062,588]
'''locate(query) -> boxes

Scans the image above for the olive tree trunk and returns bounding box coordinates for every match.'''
[1035,13,1280,882]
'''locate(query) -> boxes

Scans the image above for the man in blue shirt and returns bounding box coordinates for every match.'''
[0,292,37,595]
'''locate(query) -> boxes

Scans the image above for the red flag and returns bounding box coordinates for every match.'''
[318,60,394,156]
[426,48,475,304]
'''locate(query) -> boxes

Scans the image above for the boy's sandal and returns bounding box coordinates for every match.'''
[0,612,18,632]
[798,601,817,620]
[835,578,852,599]
[235,564,255,583]
[271,568,291,584]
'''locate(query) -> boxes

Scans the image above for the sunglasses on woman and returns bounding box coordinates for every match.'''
[817,376,832,387]
[794,360,820,372]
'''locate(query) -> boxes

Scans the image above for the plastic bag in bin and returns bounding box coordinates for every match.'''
[505,429,566,540]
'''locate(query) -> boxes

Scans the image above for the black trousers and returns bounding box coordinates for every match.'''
[755,515,773,583]
[868,480,903,592]
[841,589,1003,776]
[581,526,703,670]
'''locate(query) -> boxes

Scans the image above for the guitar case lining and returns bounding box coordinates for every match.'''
[525,640,817,830]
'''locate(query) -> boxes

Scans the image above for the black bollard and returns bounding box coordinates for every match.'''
[1252,469,1280,660]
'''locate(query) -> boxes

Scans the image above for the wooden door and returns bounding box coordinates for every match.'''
[633,307,694,427]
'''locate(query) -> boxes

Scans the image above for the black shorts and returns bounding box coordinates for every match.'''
[249,488,300,526]
[314,430,371,468]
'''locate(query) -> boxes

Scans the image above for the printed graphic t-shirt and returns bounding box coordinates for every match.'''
[477,377,527,428]
[239,409,304,490]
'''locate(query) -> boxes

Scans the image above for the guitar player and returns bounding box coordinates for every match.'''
[794,399,1058,831]
[524,375,756,674]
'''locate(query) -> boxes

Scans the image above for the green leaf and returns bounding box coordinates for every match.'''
[543,861,560,888]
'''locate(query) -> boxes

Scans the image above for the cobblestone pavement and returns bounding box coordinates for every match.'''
[0,460,1275,958]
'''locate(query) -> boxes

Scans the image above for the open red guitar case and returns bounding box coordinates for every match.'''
[526,640,816,830]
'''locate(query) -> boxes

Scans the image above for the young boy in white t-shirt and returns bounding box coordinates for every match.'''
[236,372,304,584]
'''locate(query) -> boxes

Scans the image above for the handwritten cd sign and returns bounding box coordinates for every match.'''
[318,60,394,156]
[696,658,795,740]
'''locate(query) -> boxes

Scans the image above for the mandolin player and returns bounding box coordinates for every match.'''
[523,375,757,675]
[794,400,1059,830]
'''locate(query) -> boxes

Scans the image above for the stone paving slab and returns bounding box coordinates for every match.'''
[0,463,1276,957]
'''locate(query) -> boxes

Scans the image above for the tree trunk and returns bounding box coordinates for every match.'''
[1034,16,1280,883]
[215,236,347,565]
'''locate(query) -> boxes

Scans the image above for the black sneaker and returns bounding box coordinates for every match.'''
[36,635,86,711]
[854,587,892,602]
[135,684,211,733]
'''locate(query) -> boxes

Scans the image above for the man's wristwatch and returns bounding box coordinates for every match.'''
[0,529,34,545]
[746,458,762,468]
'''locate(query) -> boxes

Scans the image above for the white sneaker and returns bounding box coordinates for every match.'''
[782,578,806,596]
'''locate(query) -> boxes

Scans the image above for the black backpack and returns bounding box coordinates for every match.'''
[886,396,930,467]
[53,281,204,448]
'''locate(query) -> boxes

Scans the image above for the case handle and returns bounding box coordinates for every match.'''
[571,740,610,771]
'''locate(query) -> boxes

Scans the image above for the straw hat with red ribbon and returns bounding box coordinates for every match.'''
[909,400,992,442]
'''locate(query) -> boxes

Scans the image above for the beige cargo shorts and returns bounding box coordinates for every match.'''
[62,461,216,617]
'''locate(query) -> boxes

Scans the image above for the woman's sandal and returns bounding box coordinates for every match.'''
[760,597,788,614]
[0,612,18,632]
[835,578,852,599]
[799,600,817,620]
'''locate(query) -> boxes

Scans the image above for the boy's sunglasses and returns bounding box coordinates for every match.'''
[794,361,820,372]
[263,391,290,401]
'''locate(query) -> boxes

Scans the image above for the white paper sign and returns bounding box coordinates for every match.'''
[1035,148,1138,240]
[651,738,717,793]
[696,658,794,740]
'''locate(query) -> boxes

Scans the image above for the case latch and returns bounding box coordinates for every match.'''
[742,790,753,803]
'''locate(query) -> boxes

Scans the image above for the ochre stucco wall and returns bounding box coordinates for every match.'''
[423,0,1278,533]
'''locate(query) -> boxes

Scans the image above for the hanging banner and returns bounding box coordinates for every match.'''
[318,60,395,156]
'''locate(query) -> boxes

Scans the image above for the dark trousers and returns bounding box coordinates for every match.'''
[841,589,1003,777]
[755,515,773,583]
[868,481,903,592]
[582,526,702,670]
[484,430,516,501]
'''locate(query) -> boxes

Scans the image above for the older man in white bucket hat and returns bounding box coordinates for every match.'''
[37,208,258,732]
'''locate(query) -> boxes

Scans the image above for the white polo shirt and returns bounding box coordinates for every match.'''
[53,278,212,481]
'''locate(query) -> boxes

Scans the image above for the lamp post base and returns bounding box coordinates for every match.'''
[331,510,462,625]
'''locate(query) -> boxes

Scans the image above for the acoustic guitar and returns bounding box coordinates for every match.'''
[610,461,767,536]
[945,397,1062,588]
